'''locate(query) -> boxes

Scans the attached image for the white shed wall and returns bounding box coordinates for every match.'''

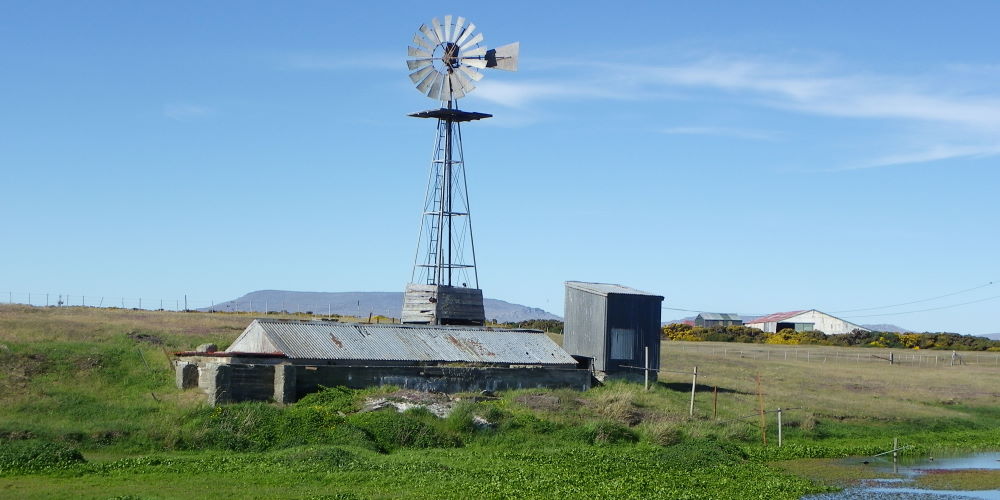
[784,310,865,335]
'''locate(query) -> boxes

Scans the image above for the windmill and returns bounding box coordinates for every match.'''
[401,16,519,325]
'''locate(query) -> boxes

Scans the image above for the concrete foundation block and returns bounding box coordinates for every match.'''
[175,362,199,389]
[203,364,232,406]
[273,364,297,404]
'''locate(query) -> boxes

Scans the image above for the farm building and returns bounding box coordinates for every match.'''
[563,281,664,381]
[744,310,868,335]
[695,313,743,327]
[175,319,591,405]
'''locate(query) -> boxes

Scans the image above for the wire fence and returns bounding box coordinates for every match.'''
[666,341,1000,368]
[0,289,399,318]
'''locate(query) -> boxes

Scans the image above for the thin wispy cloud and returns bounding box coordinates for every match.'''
[660,126,779,141]
[846,143,1000,170]
[473,80,620,108]
[477,53,1000,169]
[163,103,214,121]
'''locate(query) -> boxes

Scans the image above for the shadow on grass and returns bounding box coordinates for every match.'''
[657,381,749,394]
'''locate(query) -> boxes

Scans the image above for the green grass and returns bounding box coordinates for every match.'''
[1,305,999,498]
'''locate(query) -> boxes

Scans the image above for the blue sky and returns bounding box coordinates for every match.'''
[2,1,998,334]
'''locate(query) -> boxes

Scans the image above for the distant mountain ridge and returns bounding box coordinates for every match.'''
[203,290,560,323]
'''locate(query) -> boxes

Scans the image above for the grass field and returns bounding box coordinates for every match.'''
[1,305,998,498]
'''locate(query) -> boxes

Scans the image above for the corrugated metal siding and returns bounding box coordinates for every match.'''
[226,320,577,365]
[746,310,807,325]
[564,283,663,373]
[605,294,662,372]
[564,281,661,298]
[697,313,740,321]
[564,285,609,371]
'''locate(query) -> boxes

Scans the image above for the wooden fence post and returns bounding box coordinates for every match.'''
[689,366,698,416]
[644,346,649,391]
[713,385,718,420]
[777,408,783,447]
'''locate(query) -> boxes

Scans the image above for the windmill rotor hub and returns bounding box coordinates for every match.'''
[407,15,519,102]
[442,43,460,68]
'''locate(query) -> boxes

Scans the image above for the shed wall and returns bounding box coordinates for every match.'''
[605,294,662,374]
[180,362,592,404]
[785,310,865,335]
[563,286,608,371]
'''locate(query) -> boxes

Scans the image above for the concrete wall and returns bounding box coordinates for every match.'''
[176,359,591,405]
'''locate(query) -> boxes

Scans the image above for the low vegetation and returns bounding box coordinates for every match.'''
[662,323,1000,351]
[1,304,998,498]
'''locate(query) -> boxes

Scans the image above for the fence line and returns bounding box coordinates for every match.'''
[0,289,398,318]
[666,341,1000,368]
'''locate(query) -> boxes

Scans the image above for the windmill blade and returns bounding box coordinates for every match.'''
[455,22,476,46]
[459,32,484,49]
[408,46,431,58]
[416,72,436,96]
[444,73,461,100]
[443,15,453,42]
[485,42,519,71]
[461,58,487,69]
[457,65,484,81]
[409,65,435,84]
[450,72,475,96]
[419,24,440,45]
[412,33,434,51]
[431,18,445,45]
[407,59,432,71]
[428,73,444,100]
[460,46,486,58]
[453,17,466,42]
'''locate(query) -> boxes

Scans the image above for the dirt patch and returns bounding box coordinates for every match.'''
[73,354,103,370]
[127,331,165,345]
[1,353,49,389]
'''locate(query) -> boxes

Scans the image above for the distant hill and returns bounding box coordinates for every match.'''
[664,315,911,332]
[203,290,560,323]
[985,333,1000,341]
[858,323,913,333]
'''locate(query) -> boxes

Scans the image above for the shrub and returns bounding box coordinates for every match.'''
[577,421,638,445]
[0,440,85,474]
[347,410,460,452]
[184,403,285,452]
[643,421,684,446]
[294,386,359,413]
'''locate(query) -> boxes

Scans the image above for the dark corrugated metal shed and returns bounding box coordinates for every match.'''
[694,312,743,327]
[563,281,664,378]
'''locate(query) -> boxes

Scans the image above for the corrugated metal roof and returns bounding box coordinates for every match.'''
[226,319,578,365]
[697,313,741,321]
[565,281,662,298]
[745,310,807,324]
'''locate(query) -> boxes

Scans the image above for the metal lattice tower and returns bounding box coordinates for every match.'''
[410,106,489,288]
[402,16,518,325]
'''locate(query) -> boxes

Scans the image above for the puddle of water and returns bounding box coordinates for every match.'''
[905,452,1000,471]
[802,452,1000,499]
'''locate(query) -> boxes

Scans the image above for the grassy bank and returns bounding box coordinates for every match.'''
[1,305,998,498]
